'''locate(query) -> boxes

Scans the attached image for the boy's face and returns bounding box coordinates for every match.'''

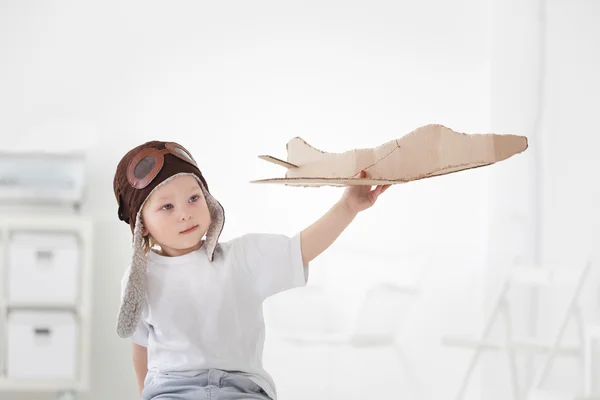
[141,174,211,257]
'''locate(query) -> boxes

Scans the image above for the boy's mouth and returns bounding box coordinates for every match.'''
[180,225,199,234]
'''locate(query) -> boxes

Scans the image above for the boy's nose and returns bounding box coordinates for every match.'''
[179,212,192,221]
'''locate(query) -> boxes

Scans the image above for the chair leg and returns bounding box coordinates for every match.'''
[573,304,586,393]
[392,343,425,400]
[501,303,521,400]
[584,326,600,397]
[530,261,592,392]
[454,281,511,400]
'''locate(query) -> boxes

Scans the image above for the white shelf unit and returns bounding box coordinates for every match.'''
[0,213,92,397]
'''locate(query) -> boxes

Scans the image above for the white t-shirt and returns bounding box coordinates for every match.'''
[120,232,308,400]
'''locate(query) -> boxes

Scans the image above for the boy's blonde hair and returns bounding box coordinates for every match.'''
[140,213,157,254]
[142,234,156,254]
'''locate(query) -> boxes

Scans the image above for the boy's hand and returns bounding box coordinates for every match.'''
[340,170,391,215]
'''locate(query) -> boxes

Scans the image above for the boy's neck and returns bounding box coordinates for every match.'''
[156,239,204,257]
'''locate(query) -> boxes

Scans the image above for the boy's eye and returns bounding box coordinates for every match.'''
[162,204,173,211]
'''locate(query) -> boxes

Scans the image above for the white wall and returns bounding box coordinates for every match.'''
[484,0,600,399]
[0,1,524,400]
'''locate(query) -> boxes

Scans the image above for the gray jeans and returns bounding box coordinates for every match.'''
[142,369,272,400]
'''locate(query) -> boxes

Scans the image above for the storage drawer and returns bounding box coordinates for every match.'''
[6,311,78,380]
[7,232,79,305]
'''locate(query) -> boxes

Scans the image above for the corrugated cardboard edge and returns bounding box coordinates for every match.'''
[252,124,528,187]
[249,162,495,187]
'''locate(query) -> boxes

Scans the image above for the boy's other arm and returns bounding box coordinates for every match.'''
[132,343,148,396]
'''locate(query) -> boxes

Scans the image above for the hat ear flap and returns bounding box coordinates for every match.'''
[200,184,225,261]
[116,211,148,338]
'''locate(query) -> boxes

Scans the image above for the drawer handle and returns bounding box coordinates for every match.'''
[34,327,51,336]
[36,250,54,262]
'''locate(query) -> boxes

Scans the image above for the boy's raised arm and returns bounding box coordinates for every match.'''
[300,201,357,264]
[300,170,390,264]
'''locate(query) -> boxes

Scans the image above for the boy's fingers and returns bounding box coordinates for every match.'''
[371,184,391,200]
[352,170,367,179]
[372,185,384,198]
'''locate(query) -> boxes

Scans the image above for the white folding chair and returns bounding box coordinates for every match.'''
[443,261,593,400]
[277,282,417,342]
[524,261,594,400]
[271,281,423,399]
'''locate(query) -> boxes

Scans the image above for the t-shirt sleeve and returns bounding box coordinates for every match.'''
[120,266,150,347]
[235,232,309,301]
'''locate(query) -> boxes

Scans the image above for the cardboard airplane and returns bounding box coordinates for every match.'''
[251,124,528,187]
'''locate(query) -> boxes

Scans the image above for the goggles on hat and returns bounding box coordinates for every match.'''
[127,142,197,189]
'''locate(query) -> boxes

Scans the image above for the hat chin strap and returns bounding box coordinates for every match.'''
[116,172,225,338]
